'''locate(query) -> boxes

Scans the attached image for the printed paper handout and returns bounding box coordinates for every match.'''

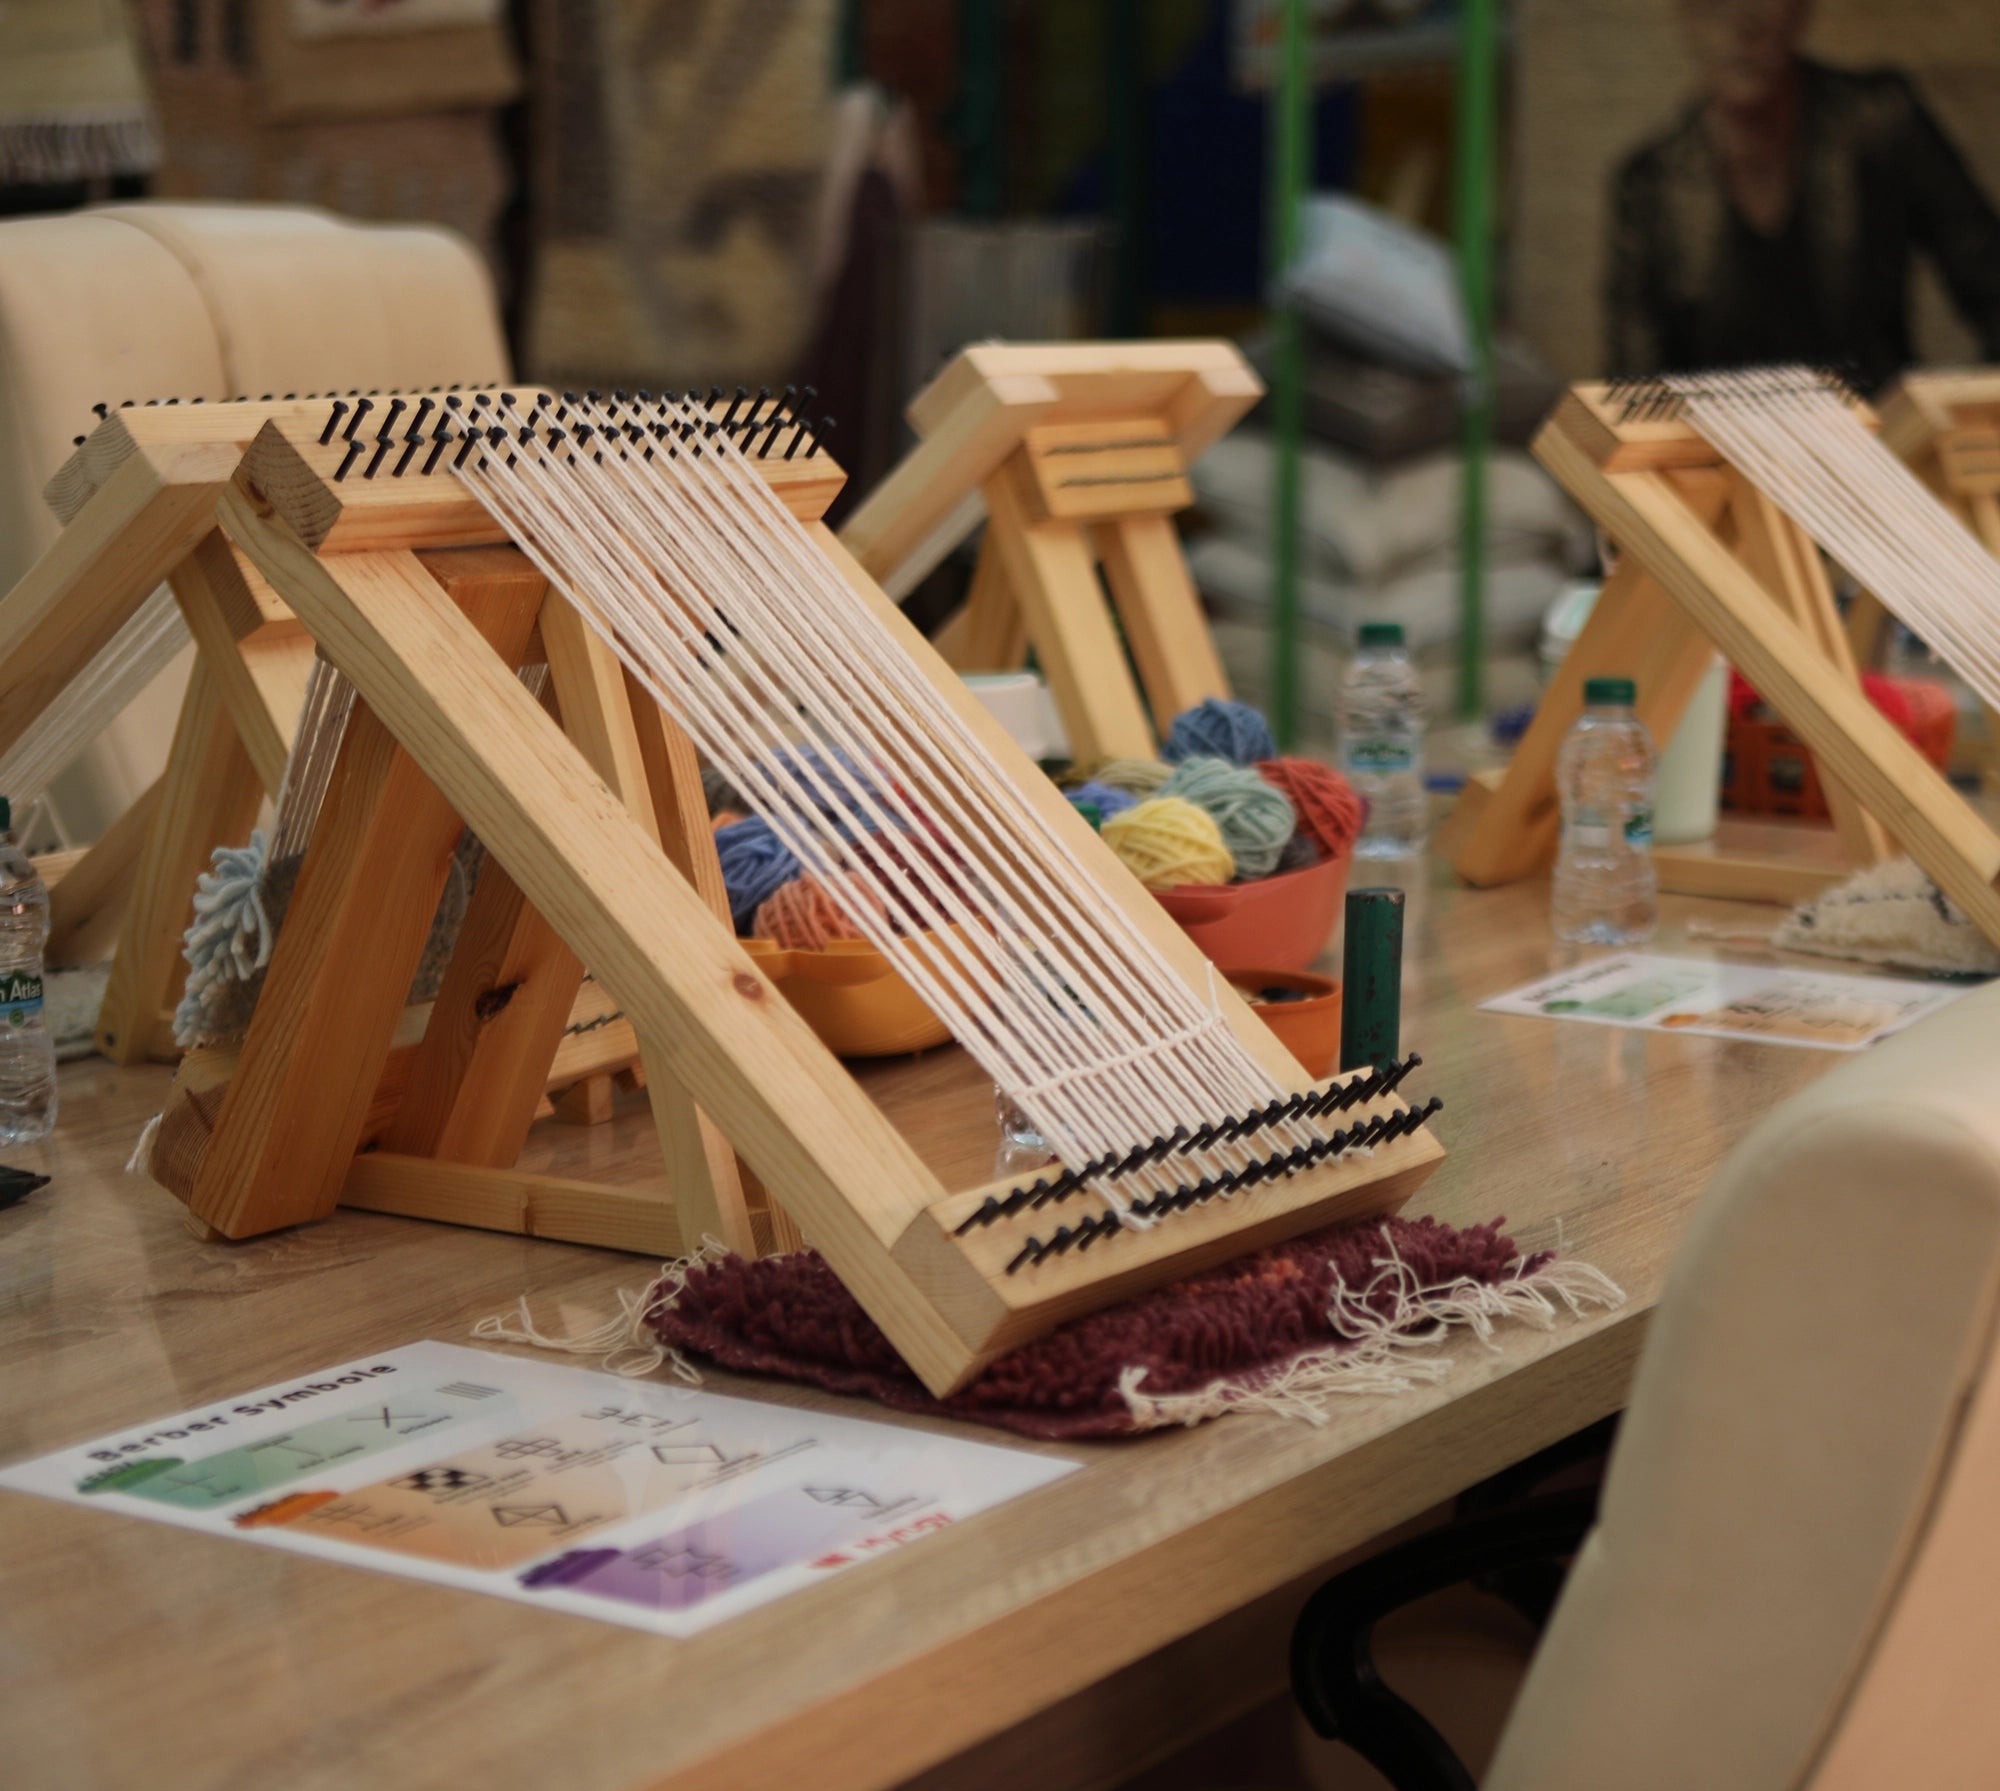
[0,1342,1073,1637]
[1482,952,1973,1050]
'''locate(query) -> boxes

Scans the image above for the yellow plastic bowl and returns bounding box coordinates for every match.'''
[740,932,955,1058]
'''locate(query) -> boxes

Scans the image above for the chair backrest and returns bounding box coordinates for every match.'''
[1486,977,2000,1791]
[0,201,510,840]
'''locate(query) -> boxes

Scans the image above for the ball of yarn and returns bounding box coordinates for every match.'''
[1256,756,1365,858]
[1088,756,1172,798]
[1160,756,1297,879]
[1162,698,1277,766]
[753,871,887,951]
[715,816,801,932]
[1065,778,1138,825]
[1102,797,1235,890]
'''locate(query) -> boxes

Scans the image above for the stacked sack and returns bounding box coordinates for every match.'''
[1073,699,1365,892]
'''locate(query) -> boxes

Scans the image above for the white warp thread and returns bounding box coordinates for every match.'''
[0,584,188,807]
[1674,370,2000,712]
[451,393,1350,1214]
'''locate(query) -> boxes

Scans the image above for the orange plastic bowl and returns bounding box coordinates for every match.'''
[740,933,954,1058]
[1225,967,1342,1078]
[1151,848,1350,973]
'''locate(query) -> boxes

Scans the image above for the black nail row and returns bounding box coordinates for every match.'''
[956,1053,1427,1238]
[1001,1097,1445,1274]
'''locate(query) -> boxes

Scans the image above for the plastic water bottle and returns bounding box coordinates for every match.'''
[0,798,54,1143]
[1339,622,1427,857]
[1553,678,1658,945]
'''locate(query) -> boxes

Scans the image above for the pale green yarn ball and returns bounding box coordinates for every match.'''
[1159,755,1297,879]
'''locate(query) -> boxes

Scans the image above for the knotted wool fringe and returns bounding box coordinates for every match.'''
[472,1238,733,1383]
[1117,1240,1625,1428]
[472,1228,1625,1436]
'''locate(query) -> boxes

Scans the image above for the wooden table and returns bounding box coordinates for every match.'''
[0,847,1856,1791]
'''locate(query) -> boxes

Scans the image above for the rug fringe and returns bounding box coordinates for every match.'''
[1118,1237,1627,1429]
[471,1237,731,1382]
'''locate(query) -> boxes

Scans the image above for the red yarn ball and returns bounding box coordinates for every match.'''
[1255,757,1365,859]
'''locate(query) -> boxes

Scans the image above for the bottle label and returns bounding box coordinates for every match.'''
[1624,809,1654,849]
[1349,737,1415,775]
[0,970,42,1025]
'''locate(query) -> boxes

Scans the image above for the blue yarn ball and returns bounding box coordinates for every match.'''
[1066,779,1138,825]
[715,816,802,932]
[749,743,894,830]
[1162,698,1277,766]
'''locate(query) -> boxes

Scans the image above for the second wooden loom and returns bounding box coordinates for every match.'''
[4,386,1444,1396]
[840,341,1262,761]
[1448,370,2000,942]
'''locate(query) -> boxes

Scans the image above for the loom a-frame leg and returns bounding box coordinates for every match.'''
[185,552,545,1238]
[1095,511,1231,726]
[983,457,1155,763]
[539,592,759,1257]
[1449,474,1726,889]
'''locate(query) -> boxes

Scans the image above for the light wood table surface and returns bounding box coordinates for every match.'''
[0,836,1870,1791]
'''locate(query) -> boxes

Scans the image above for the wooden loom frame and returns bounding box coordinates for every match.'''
[5,395,1443,1395]
[18,409,644,1131]
[840,342,1263,763]
[1447,380,2000,941]
[1850,370,2000,780]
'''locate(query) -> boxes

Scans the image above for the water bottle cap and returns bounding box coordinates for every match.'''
[1583,677,1636,707]
[1358,622,1404,648]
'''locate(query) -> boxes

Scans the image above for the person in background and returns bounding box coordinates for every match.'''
[1605,0,2000,388]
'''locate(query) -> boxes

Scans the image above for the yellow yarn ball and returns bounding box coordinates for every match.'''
[1102,797,1236,890]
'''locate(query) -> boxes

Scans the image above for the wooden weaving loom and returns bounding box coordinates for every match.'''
[840,342,1262,762]
[1851,370,2000,779]
[1449,368,2000,943]
[6,387,1443,1395]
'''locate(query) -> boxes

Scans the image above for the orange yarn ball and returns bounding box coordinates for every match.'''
[753,872,888,951]
[1255,757,1365,859]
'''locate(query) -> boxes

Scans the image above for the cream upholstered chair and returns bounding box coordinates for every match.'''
[1293,975,2000,1790]
[0,201,509,845]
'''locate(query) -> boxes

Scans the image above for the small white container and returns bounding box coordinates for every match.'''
[961,671,1070,762]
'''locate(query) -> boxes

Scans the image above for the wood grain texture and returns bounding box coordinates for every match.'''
[0,854,1871,1791]
[237,416,844,558]
[186,551,547,1237]
[540,593,753,1257]
[981,458,1156,764]
[1095,511,1232,723]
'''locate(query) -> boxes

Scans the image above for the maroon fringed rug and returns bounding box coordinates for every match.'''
[640,1216,1622,1439]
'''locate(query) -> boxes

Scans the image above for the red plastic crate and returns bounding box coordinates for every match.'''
[1723,672,1955,819]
